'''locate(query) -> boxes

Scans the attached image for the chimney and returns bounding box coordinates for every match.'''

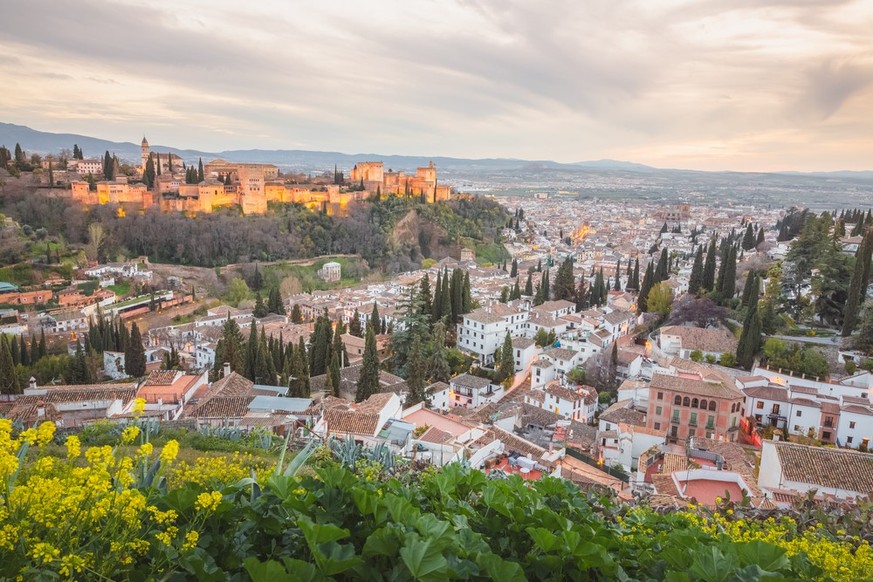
[223,362,231,378]
[29,376,37,390]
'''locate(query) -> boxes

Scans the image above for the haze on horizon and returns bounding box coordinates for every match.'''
[1,0,872,173]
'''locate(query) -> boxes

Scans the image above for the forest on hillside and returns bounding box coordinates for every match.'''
[0,179,510,272]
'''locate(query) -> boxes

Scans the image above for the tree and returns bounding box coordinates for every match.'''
[125,323,146,377]
[462,271,472,313]
[637,261,655,313]
[688,246,704,296]
[654,247,669,283]
[267,287,285,315]
[103,150,114,180]
[689,350,703,362]
[702,239,717,292]
[741,223,756,251]
[716,245,737,303]
[143,154,156,188]
[842,230,873,336]
[740,272,758,308]
[852,300,873,354]
[524,273,533,296]
[405,334,427,406]
[244,320,260,381]
[253,291,268,318]
[328,350,341,397]
[427,322,451,383]
[162,345,181,370]
[226,277,251,306]
[417,275,433,320]
[510,258,518,278]
[308,313,332,377]
[370,303,381,333]
[0,336,19,394]
[289,339,310,398]
[497,331,515,384]
[736,299,762,370]
[356,325,380,402]
[349,308,363,337]
[647,282,674,317]
[251,264,264,291]
[720,352,736,367]
[198,158,205,182]
[534,328,550,347]
[291,304,303,324]
[553,256,576,301]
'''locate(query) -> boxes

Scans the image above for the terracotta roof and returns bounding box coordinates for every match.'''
[451,374,491,390]
[542,347,578,362]
[660,325,738,354]
[190,396,253,419]
[600,400,646,426]
[543,381,584,403]
[323,392,396,437]
[143,370,180,386]
[418,426,454,444]
[650,372,743,400]
[774,442,873,493]
[743,386,789,401]
[512,337,536,349]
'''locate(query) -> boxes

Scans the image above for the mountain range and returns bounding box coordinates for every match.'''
[6,122,871,179]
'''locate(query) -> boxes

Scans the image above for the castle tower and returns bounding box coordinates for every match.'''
[140,136,150,172]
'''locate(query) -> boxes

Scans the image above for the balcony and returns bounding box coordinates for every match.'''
[671,416,681,424]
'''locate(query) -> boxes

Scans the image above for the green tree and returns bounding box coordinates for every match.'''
[289,339,310,397]
[267,287,285,315]
[719,352,736,367]
[0,336,19,394]
[842,230,873,336]
[290,304,303,323]
[356,325,380,402]
[226,277,250,306]
[370,303,381,333]
[308,313,332,377]
[741,223,756,250]
[553,256,576,301]
[637,261,655,313]
[647,282,674,317]
[405,334,427,406]
[125,323,146,377]
[688,246,704,296]
[736,299,762,370]
[497,331,515,384]
[253,291,268,318]
[534,328,550,347]
[143,154,156,188]
[702,239,717,292]
[198,157,204,182]
[524,273,533,296]
[510,259,518,278]
[427,322,451,383]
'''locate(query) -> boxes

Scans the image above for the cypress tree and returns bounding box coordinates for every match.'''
[462,271,472,313]
[308,314,331,377]
[524,273,533,296]
[253,291,268,318]
[719,245,737,302]
[655,247,669,283]
[638,261,655,313]
[688,246,704,295]
[498,330,515,383]
[741,223,756,250]
[10,336,19,367]
[245,320,259,380]
[510,259,518,278]
[432,271,443,323]
[740,272,758,308]
[19,337,28,367]
[736,299,762,370]
[842,232,872,336]
[756,227,765,247]
[198,158,204,182]
[370,303,381,333]
[349,308,363,337]
[290,304,302,323]
[38,329,47,359]
[125,323,146,377]
[0,336,18,394]
[702,239,717,292]
[356,325,380,402]
[328,350,341,397]
[405,334,427,406]
[592,270,604,306]
[417,275,433,319]
[440,268,451,321]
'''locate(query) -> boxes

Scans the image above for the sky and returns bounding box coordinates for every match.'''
[1,0,872,172]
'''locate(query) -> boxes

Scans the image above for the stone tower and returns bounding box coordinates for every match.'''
[140,136,150,172]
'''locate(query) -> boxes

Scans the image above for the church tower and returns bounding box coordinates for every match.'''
[141,136,150,171]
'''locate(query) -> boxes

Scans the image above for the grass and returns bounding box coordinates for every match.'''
[473,240,509,266]
[263,256,372,293]
[107,280,132,297]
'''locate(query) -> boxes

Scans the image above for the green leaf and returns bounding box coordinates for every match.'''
[689,546,735,582]
[733,541,789,572]
[316,541,362,576]
[400,536,449,581]
[477,553,526,582]
[526,527,560,553]
[243,557,292,582]
[298,516,350,546]
[362,526,401,558]
[280,558,325,582]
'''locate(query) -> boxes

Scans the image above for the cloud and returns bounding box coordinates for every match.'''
[0,0,871,170]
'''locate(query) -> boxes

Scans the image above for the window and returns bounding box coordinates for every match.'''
[689,428,696,437]
[822,431,831,440]
[672,410,680,422]
[700,399,708,410]
[850,421,856,429]
[756,401,764,409]
[690,412,698,426]
[656,406,662,416]
[710,401,717,412]
[796,410,802,417]
[847,436,854,444]
[692,398,699,408]
[707,416,715,429]
[654,422,661,430]
[772,404,780,414]
[674,395,681,405]
[683,397,690,407]
[657,391,664,400]
[671,426,678,438]
[794,425,800,432]
[755,414,762,422]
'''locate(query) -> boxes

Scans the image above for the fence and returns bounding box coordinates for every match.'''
[566,447,629,482]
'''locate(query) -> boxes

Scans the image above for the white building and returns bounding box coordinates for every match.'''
[448,373,503,408]
[457,302,529,365]
[511,337,540,373]
[525,380,597,422]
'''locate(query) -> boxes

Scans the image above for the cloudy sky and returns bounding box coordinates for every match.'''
[1,0,872,171]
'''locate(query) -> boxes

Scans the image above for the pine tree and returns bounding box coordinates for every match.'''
[125,323,146,377]
[688,246,704,296]
[0,336,18,394]
[356,325,380,402]
[417,275,433,320]
[702,239,717,292]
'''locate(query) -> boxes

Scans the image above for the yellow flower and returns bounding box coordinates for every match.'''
[195,491,223,513]
[35,421,56,446]
[138,442,154,458]
[160,440,179,464]
[182,530,199,550]
[121,425,141,445]
[30,542,60,564]
[19,428,37,446]
[133,398,146,415]
[59,554,86,577]
[65,435,81,459]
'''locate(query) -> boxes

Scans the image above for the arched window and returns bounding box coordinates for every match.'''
[683,397,690,407]
[692,398,699,408]
[674,395,681,405]
[700,399,708,410]
[711,401,718,412]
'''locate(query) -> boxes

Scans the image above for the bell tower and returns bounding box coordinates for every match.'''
[140,136,150,171]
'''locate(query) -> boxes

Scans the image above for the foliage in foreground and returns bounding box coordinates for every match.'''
[1,420,872,581]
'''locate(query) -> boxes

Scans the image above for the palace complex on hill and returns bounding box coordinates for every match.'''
[68,137,452,215]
